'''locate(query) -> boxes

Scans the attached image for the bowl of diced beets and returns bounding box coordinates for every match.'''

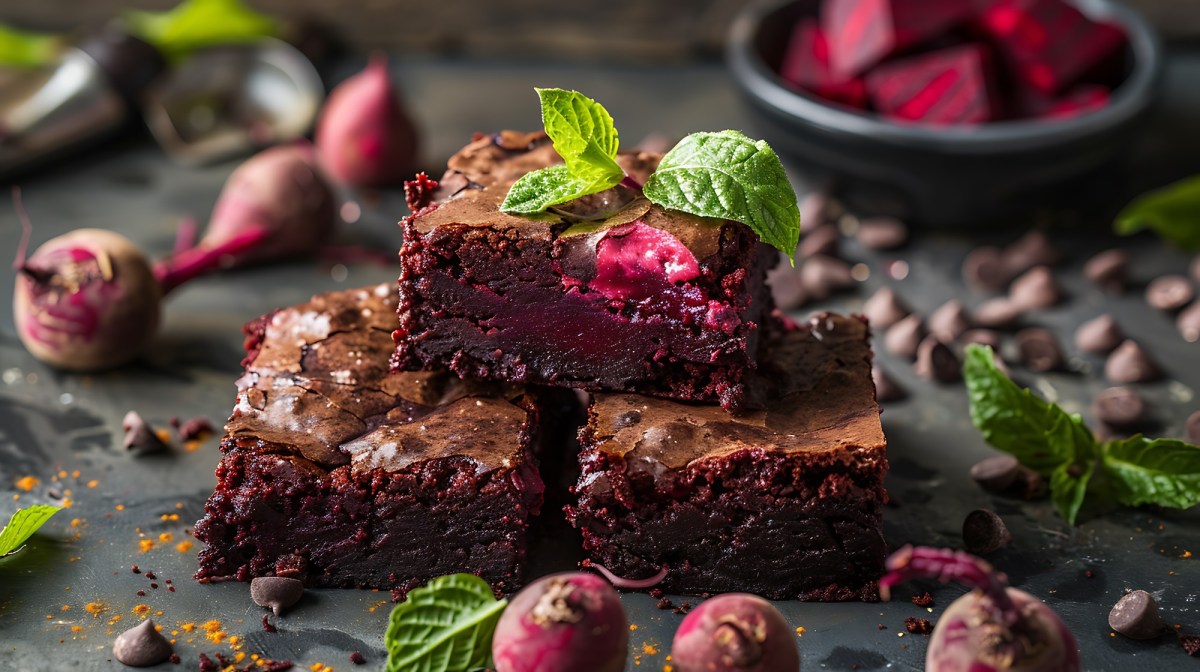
[727,0,1162,227]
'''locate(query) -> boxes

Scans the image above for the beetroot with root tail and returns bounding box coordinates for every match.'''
[670,593,799,672]
[315,55,419,187]
[154,145,336,294]
[880,546,1080,672]
[491,572,627,672]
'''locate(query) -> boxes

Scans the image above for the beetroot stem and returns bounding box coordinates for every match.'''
[880,545,1022,628]
[11,186,32,270]
[173,217,198,257]
[153,226,270,295]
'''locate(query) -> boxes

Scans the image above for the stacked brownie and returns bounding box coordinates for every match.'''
[197,130,888,601]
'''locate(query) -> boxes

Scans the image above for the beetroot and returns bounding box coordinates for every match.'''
[671,593,799,672]
[154,144,336,293]
[492,572,627,672]
[867,44,999,124]
[880,546,1080,672]
[779,19,867,108]
[822,0,974,79]
[977,0,1126,94]
[315,55,419,187]
[1027,84,1111,120]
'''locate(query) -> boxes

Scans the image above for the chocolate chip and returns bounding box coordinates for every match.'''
[1015,466,1047,500]
[960,329,1003,350]
[1004,230,1060,274]
[963,246,1011,292]
[1084,249,1130,292]
[1105,340,1162,383]
[929,300,972,343]
[1185,410,1200,445]
[798,225,841,259]
[862,286,909,329]
[799,192,831,231]
[122,411,168,455]
[872,365,906,403]
[1177,301,1200,343]
[1015,328,1063,372]
[1008,266,1062,310]
[972,298,1022,329]
[970,455,1021,494]
[855,216,908,250]
[1192,256,1200,283]
[1145,275,1194,312]
[962,509,1011,555]
[767,261,807,311]
[885,315,925,360]
[350,651,366,665]
[178,417,214,441]
[1108,590,1166,640]
[800,254,854,300]
[112,619,173,667]
[915,336,961,383]
[1093,387,1147,430]
[250,576,305,616]
[1074,314,1124,354]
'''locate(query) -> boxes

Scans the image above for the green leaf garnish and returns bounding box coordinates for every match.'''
[500,88,624,215]
[384,573,507,672]
[0,505,61,558]
[125,0,278,60]
[964,344,1200,525]
[1114,175,1200,250]
[0,24,61,68]
[643,130,800,260]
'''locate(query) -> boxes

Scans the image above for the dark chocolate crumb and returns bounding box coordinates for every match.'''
[122,411,168,454]
[169,653,180,664]
[145,571,156,580]
[672,601,692,615]
[911,592,934,607]
[198,653,218,672]
[178,417,215,441]
[136,590,146,597]
[350,651,366,665]
[150,583,158,589]
[656,598,674,610]
[168,586,175,592]
[131,565,140,574]
[904,617,933,635]
[165,579,172,584]
[649,589,664,599]
[877,623,887,630]
[262,614,277,633]
[1181,634,1200,656]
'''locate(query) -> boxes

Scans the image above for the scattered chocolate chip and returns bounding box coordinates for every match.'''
[1074,314,1124,354]
[911,592,934,607]
[862,286,909,329]
[962,509,1011,555]
[855,216,908,250]
[1083,249,1130,292]
[122,411,168,454]
[766,263,806,311]
[178,417,214,441]
[877,623,887,630]
[350,651,366,665]
[904,617,933,635]
[250,576,305,616]
[1185,410,1200,445]
[1015,328,1063,372]
[1145,275,1195,312]
[262,614,277,633]
[1178,301,1200,343]
[1105,340,1162,383]
[169,653,180,665]
[136,590,146,597]
[656,597,674,610]
[929,300,972,343]
[798,225,841,259]
[885,315,926,360]
[872,365,906,403]
[970,455,1021,494]
[959,329,1003,350]
[1008,266,1062,310]
[1192,257,1200,283]
[972,298,1022,329]
[1183,634,1200,657]
[113,619,173,667]
[1004,230,1060,273]
[801,254,854,300]
[674,600,692,615]
[1092,387,1147,430]
[1015,466,1047,500]
[799,192,830,231]
[131,565,140,574]
[145,571,156,580]
[915,336,961,383]
[1108,590,1166,640]
[963,246,1011,292]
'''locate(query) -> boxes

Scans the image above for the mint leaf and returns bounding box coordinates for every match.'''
[502,164,617,215]
[125,0,278,60]
[385,573,507,672]
[643,130,800,259]
[1046,413,1099,525]
[1114,175,1200,250]
[1101,436,1200,510]
[0,505,61,558]
[0,24,60,68]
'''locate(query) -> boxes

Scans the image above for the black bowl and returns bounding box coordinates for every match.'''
[726,0,1163,227]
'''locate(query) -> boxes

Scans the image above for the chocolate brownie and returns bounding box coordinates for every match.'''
[393,130,777,410]
[567,313,887,601]
[194,284,546,595]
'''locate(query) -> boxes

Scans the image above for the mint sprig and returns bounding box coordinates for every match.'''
[1114,174,1200,250]
[384,573,507,672]
[0,24,61,68]
[0,504,61,558]
[125,0,278,61]
[964,344,1200,525]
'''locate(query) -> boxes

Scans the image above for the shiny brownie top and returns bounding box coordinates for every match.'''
[586,313,884,471]
[225,283,529,474]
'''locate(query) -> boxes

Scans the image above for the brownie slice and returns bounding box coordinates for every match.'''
[566,313,887,601]
[194,284,545,595]
[393,130,776,410]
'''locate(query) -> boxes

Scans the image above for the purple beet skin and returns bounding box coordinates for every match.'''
[670,593,800,672]
[492,572,628,672]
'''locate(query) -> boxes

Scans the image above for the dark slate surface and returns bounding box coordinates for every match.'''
[1,57,1199,671]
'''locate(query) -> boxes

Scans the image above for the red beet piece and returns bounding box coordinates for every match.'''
[779,19,867,108]
[822,0,975,79]
[1037,85,1111,119]
[977,0,1127,94]
[867,44,999,124]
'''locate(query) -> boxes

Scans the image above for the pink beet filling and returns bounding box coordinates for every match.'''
[589,222,700,301]
[21,248,117,347]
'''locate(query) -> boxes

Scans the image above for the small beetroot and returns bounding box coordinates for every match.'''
[779,19,867,108]
[492,572,627,672]
[315,55,419,187]
[822,0,975,79]
[867,44,1000,125]
[880,546,1080,672]
[670,593,799,672]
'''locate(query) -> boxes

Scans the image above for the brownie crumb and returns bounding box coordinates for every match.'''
[168,586,175,592]
[136,590,146,597]
[656,598,674,610]
[150,583,158,589]
[877,623,887,630]
[673,601,692,615]
[262,615,277,633]
[649,589,664,599]
[911,592,934,607]
[179,417,214,441]
[198,653,217,672]
[1182,635,1200,657]
[350,651,366,665]
[905,617,933,635]
[131,565,140,574]
[169,653,180,665]
[145,571,156,580]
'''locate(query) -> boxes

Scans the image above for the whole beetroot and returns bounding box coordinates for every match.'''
[492,572,627,672]
[315,54,419,187]
[670,593,799,672]
[880,546,1080,672]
